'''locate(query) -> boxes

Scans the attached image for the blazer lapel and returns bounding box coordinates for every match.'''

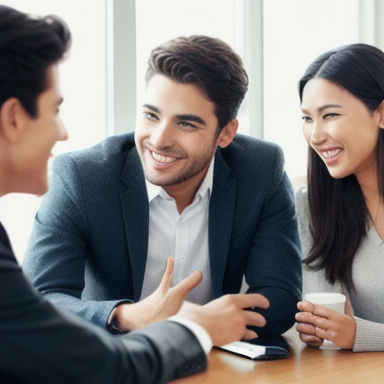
[209,150,236,298]
[120,148,149,301]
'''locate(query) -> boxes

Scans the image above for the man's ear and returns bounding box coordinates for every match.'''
[216,119,238,148]
[0,97,28,143]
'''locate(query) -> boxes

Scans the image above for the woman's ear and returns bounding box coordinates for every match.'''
[217,119,238,149]
[0,97,28,143]
[378,100,384,129]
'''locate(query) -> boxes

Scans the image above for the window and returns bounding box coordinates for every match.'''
[263,0,359,182]
[1,0,382,261]
[0,0,109,260]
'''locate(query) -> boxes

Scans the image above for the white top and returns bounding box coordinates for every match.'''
[140,159,214,305]
[296,186,384,352]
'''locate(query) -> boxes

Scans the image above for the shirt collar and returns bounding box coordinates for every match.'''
[146,157,215,203]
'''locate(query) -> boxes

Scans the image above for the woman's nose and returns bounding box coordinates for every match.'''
[309,121,327,145]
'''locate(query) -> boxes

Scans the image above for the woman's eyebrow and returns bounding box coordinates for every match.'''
[301,104,342,114]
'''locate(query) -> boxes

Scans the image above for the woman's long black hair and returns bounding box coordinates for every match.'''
[298,44,384,291]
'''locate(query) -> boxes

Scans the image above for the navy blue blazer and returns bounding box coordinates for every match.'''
[0,223,206,384]
[23,132,302,335]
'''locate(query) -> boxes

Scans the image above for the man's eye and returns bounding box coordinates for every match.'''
[179,121,196,128]
[143,112,157,120]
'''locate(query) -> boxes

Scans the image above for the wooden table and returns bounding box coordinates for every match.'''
[169,327,384,384]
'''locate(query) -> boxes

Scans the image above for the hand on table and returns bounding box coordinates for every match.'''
[295,298,356,349]
[178,293,270,346]
[112,257,202,331]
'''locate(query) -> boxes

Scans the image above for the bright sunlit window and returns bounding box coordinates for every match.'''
[0,0,380,261]
[263,0,359,182]
[0,0,108,261]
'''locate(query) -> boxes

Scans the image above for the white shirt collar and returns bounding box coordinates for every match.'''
[146,157,215,203]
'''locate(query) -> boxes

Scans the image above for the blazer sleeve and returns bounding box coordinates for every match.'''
[0,268,206,384]
[22,153,126,328]
[241,145,302,336]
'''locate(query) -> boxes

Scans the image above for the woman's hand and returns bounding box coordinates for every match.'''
[295,298,356,349]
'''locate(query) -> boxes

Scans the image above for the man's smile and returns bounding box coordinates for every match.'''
[150,150,178,164]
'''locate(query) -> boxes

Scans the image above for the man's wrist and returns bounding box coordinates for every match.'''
[107,301,132,334]
[107,313,125,334]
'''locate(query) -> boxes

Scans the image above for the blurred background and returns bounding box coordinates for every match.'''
[1,0,384,262]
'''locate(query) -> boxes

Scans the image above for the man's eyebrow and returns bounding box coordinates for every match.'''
[142,104,207,125]
[142,104,160,113]
[176,114,206,126]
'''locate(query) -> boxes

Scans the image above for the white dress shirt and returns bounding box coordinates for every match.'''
[140,160,214,305]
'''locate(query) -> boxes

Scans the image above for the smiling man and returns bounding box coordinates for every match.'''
[23,35,302,338]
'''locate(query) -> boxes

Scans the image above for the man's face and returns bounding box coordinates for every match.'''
[14,64,68,195]
[135,74,232,199]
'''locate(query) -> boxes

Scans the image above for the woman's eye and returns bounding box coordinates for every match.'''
[301,116,311,122]
[324,113,338,119]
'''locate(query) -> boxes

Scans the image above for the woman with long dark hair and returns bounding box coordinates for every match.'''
[296,43,384,351]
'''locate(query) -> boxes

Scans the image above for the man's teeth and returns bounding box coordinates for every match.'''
[323,149,341,158]
[152,151,176,163]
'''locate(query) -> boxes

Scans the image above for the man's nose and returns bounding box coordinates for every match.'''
[59,119,68,141]
[150,121,173,149]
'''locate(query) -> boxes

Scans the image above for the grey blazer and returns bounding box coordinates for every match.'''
[23,132,302,336]
[0,223,206,384]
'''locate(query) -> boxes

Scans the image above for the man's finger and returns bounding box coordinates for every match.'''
[243,310,267,328]
[234,293,270,310]
[158,257,175,293]
[242,329,258,341]
[171,270,203,297]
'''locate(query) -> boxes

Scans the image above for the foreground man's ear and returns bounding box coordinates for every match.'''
[0,97,29,144]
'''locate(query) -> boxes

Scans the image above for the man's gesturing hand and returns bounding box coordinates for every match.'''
[112,257,202,331]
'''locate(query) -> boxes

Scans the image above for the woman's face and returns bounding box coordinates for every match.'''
[301,78,383,183]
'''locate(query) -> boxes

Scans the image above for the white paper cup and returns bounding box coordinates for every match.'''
[303,292,346,350]
[303,292,346,314]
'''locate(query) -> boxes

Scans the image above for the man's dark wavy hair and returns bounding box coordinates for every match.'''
[146,35,249,131]
[0,5,71,117]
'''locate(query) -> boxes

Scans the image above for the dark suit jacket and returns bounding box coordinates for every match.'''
[0,223,206,384]
[23,132,302,335]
